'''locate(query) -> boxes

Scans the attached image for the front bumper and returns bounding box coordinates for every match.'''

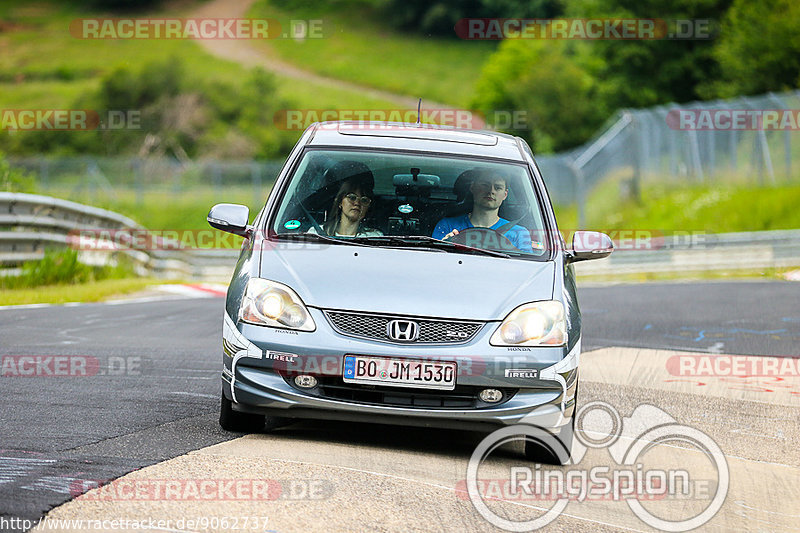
[222,309,579,432]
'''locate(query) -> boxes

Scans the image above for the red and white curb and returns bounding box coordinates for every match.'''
[785,270,800,282]
[154,283,227,298]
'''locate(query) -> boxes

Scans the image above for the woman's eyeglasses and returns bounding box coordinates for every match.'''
[344,193,372,205]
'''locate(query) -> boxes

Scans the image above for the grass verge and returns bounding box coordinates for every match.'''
[0,248,176,306]
[0,277,171,306]
[554,179,800,233]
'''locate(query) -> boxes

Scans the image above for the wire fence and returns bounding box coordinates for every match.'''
[7,90,800,227]
[537,90,800,226]
[7,156,286,207]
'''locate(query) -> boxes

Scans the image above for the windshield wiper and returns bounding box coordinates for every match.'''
[275,233,511,258]
[273,233,374,248]
[349,235,510,258]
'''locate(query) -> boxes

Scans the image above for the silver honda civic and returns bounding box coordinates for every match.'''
[208,122,612,463]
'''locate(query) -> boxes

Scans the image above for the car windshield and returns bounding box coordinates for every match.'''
[270,149,550,259]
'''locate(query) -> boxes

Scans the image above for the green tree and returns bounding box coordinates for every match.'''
[473,0,735,151]
[700,0,800,97]
[85,0,162,10]
[472,39,606,152]
[563,0,732,110]
[376,0,565,37]
[3,58,293,159]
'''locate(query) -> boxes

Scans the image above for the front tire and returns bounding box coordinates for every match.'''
[219,393,265,433]
[524,382,578,465]
[523,417,575,465]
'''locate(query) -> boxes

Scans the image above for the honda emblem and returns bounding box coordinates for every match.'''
[387,320,419,342]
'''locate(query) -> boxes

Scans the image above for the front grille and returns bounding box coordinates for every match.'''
[325,310,483,344]
[288,376,516,409]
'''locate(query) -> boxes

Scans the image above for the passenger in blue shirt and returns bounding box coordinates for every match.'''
[432,172,533,253]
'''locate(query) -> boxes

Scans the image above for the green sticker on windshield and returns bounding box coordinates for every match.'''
[284,220,301,230]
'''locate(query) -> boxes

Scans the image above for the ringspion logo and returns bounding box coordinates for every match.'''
[466,402,728,531]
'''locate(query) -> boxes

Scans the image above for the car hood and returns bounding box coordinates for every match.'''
[258,243,555,321]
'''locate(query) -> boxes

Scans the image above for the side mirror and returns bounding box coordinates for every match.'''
[567,231,613,263]
[207,203,251,237]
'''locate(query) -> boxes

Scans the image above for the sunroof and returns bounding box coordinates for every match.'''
[335,122,499,146]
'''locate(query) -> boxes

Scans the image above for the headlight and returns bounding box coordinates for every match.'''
[490,301,566,346]
[239,279,316,331]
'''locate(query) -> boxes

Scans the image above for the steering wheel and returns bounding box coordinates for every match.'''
[448,227,517,252]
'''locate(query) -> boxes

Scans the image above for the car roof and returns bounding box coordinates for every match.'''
[305,121,527,162]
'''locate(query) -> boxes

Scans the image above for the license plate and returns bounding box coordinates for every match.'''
[343,356,457,390]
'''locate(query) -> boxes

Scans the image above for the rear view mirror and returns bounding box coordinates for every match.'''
[207,203,251,236]
[568,231,613,262]
[392,172,440,188]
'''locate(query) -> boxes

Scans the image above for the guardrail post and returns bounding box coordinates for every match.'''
[688,129,704,182]
[752,131,763,186]
[768,92,792,180]
[784,127,792,180]
[630,113,641,202]
[668,123,678,177]
[758,129,776,185]
[707,128,716,178]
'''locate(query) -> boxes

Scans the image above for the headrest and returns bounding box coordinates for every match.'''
[323,160,375,191]
[453,169,478,202]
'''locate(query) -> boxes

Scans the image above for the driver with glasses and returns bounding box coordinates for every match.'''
[432,169,532,252]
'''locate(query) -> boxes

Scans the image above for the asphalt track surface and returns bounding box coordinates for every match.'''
[1,281,798,532]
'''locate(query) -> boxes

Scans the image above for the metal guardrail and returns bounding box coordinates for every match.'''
[575,229,800,275]
[0,192,239,281]
[2,193,799,279]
